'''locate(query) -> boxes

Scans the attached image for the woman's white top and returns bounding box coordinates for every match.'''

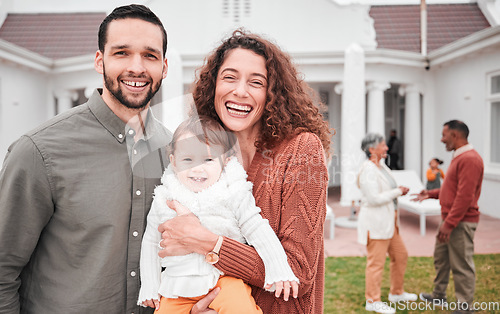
[356,160,403,245]
[137,157,298,303]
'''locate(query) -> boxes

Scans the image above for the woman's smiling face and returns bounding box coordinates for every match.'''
[370,140,388,160]
[214,48,267,136]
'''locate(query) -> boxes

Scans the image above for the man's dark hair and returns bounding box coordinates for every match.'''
[98,4,167,56]
[444,120,469,139]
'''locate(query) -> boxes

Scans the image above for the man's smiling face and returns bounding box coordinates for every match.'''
[95,18,167,110]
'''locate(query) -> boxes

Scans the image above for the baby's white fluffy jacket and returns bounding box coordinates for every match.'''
[137,157,298,304]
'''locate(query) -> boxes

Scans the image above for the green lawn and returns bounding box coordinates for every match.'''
[324,254,500,313]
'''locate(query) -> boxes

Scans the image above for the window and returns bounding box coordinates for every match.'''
[488,72,500,165]
[492,75,500,94]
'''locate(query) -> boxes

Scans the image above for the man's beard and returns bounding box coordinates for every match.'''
[103,66,162,110]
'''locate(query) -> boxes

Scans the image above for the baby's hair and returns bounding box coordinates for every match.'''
[432,158,444,165]
[169,115,237,158]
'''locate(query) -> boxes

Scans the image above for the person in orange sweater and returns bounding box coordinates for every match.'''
[413,120,483,313]
[426,158,445,190]
[155,29,331,313]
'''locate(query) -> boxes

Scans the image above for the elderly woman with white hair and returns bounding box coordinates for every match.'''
[357,133,417,314]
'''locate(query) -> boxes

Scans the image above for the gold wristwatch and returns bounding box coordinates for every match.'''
[205,236,223,265]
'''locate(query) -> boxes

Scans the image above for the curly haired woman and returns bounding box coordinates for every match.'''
[156,29,331,313]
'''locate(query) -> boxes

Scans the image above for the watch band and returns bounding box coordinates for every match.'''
[205,236,224,265]
[212,235,223,254]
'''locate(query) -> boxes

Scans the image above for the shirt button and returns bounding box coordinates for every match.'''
[128,129,135,135]
[132,231,139,237]
[136,190,141,196]
[118,133,123,139]
[133,149,137,155]
[130,271,136,277]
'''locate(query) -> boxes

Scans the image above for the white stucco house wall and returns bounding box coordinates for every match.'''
[0,0,499,217]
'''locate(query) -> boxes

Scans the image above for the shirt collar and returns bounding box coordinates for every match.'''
[124,110,160,142]
[88,89,127,143]
[87,89,159,143]
[452,143,473,159]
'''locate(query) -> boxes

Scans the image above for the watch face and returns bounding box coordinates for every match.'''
[205,252,219,264]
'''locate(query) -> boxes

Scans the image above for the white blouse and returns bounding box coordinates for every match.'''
[357,160,403,245]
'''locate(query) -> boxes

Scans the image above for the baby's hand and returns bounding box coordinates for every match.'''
[142,299,160,310]
[265,281,299,301]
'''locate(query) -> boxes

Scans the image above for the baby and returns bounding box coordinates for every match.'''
[138,115,298,313]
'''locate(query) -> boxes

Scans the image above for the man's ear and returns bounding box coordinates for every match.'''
[162,58,168,79]
[94,50,104,74]
[450,129,458,139]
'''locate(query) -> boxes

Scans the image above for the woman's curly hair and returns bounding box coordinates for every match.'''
[192,29,332,156]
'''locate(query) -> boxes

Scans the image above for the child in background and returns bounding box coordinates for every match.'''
[426,158,445,190]
[138,116,298,313]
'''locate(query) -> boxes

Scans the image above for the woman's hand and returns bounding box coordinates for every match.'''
[190,287,220,313]
[264,280,299,301]
[398,186,409,196]
[157,201,219,259]
[166,200,191,216]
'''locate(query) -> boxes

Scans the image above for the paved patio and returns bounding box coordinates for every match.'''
[324,187,500,257]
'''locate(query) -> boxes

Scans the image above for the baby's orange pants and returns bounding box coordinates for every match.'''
[154,276,263,314]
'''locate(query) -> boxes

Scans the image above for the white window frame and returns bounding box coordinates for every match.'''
[485,70,500,175]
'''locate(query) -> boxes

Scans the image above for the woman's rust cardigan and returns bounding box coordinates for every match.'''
[216,132,328,313]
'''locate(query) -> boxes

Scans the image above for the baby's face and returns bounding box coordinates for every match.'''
[171,133,225,192]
